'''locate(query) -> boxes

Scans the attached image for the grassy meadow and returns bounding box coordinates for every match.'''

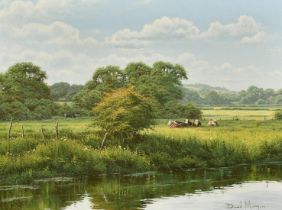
[0,107,281,183]
[202,108,276,120]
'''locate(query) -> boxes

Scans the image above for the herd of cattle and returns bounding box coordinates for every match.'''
[168,119,219,128]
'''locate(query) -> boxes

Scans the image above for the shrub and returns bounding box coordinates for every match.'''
[93,86,154,138]
[183,103,202,119]
[161,102,202,119]
[274,110,282,120]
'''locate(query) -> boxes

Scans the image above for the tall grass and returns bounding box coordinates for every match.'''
[0,117,282,183]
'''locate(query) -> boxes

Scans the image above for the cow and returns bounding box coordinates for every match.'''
[208,119,219,126]
[168,119,201,128]
[193,119,202,127]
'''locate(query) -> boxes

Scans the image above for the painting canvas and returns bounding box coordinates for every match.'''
[0,0,282,209]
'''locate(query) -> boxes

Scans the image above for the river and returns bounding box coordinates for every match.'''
[1,164,282,210]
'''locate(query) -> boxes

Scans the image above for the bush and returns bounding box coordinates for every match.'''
[183,103,202,119]
[161,102,202,119]
[93,86,154,138]
[274,110,282,120]
[0,101,31,120]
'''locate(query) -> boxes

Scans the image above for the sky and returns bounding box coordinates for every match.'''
[0,0,282,91]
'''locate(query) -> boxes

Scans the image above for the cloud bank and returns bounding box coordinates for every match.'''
[0,0,280,90]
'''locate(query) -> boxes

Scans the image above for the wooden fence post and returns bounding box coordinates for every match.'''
[21,124,25,138]
[100,132,108,149]
[41,127,45,142]
[55,120,59,139]
[7,118,13,140]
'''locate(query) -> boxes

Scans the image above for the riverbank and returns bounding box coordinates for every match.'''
[1,122,282,184]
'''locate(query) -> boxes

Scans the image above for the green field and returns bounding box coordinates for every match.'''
[201,108,276,120]
[0,108,278,136]
[0,108,281,184]
[0,118,95,138]
[0,109,281,152]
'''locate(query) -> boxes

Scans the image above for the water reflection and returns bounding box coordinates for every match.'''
[144,181,282,210]
[62,194,94,210]
[0,164,282,210]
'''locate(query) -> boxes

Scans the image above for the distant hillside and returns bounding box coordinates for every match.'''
[183,84,237,97]
[181,84,282,106]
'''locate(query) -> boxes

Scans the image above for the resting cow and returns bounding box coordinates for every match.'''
[208,119,219,126]
[168,119,202,128]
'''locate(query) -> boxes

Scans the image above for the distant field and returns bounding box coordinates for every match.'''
[0,108,280,141]
[201,109,275,120]
[54,101,73,106]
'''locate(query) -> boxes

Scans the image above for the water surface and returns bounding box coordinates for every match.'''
[1,164,282,210]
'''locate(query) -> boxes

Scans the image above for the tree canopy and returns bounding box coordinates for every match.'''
[2,62,50,102]
[74,61,188,115]
[50,82,83,101]
[0,62,57,120]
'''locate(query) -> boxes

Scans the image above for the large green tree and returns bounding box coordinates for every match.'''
[1,62,50,102]
[125,61,187,104]
[0,62,57,120]
[74,62,188,117]
[73,66,126,109]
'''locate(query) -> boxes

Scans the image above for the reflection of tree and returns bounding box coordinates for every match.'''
[1,165,282,210]
[0,180,88,210]
[87,165,282,210]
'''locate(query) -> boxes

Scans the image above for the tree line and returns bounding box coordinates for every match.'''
[2,62,280,121]
[0,62,202,120]
[51,81,282,108]
[182,84,282,106]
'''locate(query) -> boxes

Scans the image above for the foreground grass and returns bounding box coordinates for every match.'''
[0,111,282,183]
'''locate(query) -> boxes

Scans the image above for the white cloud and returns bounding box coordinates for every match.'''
[173,53,274,90]
[0,1,278,90]
[139,0,153,5]
[202,15,267,44]
[0,0,35,23]
[106,16,200,47]
[11,21,98,47]
[36,0,68,12]
[107,15,267,47]
[203,16,260,38]
[0,0,100,24]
